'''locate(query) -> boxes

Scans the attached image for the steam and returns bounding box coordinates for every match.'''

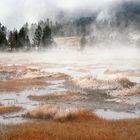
[0,46,139,66]
[0,0,139,29]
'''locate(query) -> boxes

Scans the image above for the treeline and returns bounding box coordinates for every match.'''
[1,0,140,51]
[1,23,53,51]
[0,17,94,51]
[0,17,92,51]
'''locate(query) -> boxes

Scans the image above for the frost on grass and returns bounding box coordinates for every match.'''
[0,63,69,92]
[70,76,140,96]
[28,91,87,101]
[25,104,85,121]
[71,76,135,90]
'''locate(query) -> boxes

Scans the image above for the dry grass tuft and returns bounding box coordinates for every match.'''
[71,76,136,90]
[55,111,99,122]
[0,106,23,114]
[2,111,140,140]
[0,72,69,92]
[116,77,135,88]
[25,105,82,120]
[0,78,47,92]
[28,91,85,101]
[47,73,69,80]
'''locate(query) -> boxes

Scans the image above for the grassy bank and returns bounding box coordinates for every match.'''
[1,111,140,140]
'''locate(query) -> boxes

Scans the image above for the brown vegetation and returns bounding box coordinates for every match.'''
[72,76,136,90]
[0,71,70,92]
[1,110,140,140]
[0,78,47,92]
[0,106,23,114]
[24,105,80,120]
[47,73,69,80]
[28,91,85,101]
[0,63,69,92]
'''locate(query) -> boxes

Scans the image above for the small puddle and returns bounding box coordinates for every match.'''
[0,112,27,124]
[128,76,140,83]
[126,95,140,105]
[95,109,140,120]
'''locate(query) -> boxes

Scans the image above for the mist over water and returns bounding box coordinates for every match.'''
[0,45,140,67]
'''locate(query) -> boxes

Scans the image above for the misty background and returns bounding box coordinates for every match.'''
[0,0,139,29]
[0,0,140,53]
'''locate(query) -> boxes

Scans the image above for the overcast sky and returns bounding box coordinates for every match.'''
[0,0,135,29]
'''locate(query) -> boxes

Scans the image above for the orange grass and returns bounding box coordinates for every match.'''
[28,91,85,101]
[0,72,69,92]
[1,111,140,140]
[0,106,23,114]
[0,78,47,92]
[24,105,80,120]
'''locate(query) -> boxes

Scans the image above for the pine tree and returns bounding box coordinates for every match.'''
[41,25,52,47]
[0,23,7,49]
[8,30,20,50]
[18,26,30,48]
[33,26,42,47]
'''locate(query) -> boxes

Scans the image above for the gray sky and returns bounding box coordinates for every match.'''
[0,0,132,29]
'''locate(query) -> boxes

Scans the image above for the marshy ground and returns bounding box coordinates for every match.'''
[0,50,140,139]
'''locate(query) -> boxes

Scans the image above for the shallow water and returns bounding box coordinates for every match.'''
[128,76,140,83]
[95,109,140,120]
[0,112,27,124]
[0,79,67,124]
[0,50,140,123]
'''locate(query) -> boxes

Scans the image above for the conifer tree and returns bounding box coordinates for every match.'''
[19,27,30,48]
[41,25,52,47]
[8,30,20,49]
[33,25,42,47]
[0,23,7,49]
